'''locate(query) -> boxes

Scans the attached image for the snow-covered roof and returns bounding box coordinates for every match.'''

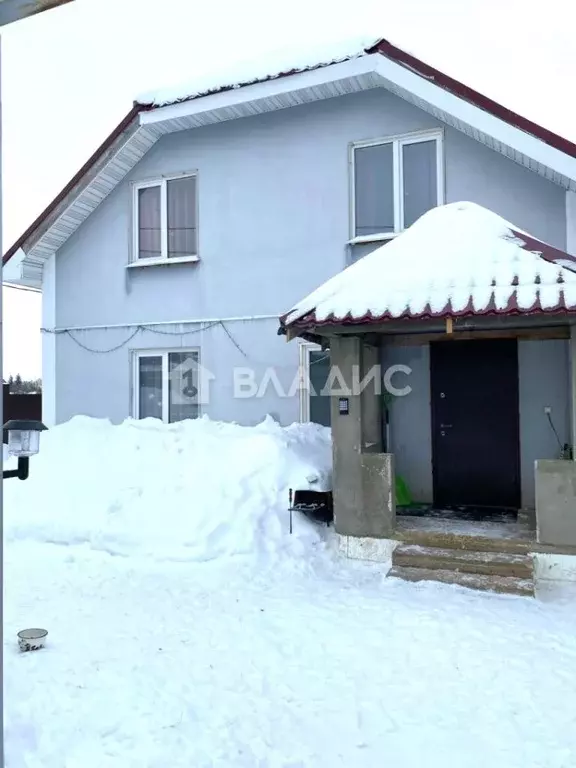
[137,36,381,107]
[7,36,576,290]
[282,202,576,330]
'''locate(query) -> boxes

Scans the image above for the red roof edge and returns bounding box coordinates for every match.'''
[2,103,148,266]
[511,229,576,270]
[284,302,576,332]
[368,38,576,159]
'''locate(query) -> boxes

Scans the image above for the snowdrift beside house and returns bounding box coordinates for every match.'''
[3,416,332,561]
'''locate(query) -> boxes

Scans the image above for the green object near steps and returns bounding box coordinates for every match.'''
[395,474,412,507]
[382,391,412,506]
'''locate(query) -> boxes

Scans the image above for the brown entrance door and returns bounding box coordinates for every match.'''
[430,339,521,510]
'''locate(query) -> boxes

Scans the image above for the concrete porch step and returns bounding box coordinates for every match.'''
[389,565,534,596]
[395,528,532,555]
[393,544,533,579]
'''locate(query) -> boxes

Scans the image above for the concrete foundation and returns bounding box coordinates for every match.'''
[535,459,576,546]
[338,534,397,567]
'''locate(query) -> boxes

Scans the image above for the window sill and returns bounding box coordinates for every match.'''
[347,233,399,246]
[126,255,200,268]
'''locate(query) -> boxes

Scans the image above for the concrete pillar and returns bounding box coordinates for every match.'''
[360,341,383,453]
[330,336,363,535]
[361,453,396,535]
[330,335,395,538]
[538,320,576,541]
[535,459,576,546]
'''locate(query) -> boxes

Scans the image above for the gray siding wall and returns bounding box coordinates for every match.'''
[381,344,433,503]
[52,87,566,425]
[381,340,570,509]
[55,318,299,426]
[518,340,570,508]
[445,129,566,248]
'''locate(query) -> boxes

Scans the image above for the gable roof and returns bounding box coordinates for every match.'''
[6,36,576,289]
[137,37,576,160]
[281,201,576,332]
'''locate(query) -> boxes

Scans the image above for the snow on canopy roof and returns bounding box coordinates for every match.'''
[136,36,381,107]
[282,202,576,330]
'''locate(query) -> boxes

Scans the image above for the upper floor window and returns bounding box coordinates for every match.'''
[132,173,198,264]
[351,130,443,242]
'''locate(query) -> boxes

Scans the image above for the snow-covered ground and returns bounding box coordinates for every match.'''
[4,418,576,767]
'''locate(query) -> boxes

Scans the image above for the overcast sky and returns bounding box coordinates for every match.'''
[1,0,574,378]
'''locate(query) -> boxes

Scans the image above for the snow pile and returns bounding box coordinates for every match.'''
[137,35,380,107]
[284,201,576,326]
[4,416,332,561]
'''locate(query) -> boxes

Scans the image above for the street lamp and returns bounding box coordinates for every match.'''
[3,419,47,480]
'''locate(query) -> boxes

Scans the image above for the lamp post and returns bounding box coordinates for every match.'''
[3,419,47,479]
[0,5,76,766]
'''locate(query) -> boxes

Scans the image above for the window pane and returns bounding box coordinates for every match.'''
[169,351,200,422]
[138,356,163,419]
[167,176,197,258]
[309,351,331,427]
[402,140,438,228]
[138,186,162,259]
[354,143,394,236]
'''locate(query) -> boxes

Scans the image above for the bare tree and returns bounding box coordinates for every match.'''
[7,376,42,394]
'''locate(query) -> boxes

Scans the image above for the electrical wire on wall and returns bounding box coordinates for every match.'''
[546,410,567,458]
[546,411,563,451]
[219,322,249,359]
[41,320,221,354]
[58,327,143,354]
[40,318,280,365]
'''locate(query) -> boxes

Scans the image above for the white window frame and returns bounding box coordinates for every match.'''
[130,171,199,267]
[132,348,201,423]
[349,129,444,244]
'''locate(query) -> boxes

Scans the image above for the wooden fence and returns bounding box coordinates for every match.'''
[3,384,42,442]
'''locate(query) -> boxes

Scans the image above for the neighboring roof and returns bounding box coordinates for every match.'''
[281,202,576,331]
[6,36,576,287]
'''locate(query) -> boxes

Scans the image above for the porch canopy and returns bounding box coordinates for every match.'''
[280,202,576,544]
[281,201,576,335]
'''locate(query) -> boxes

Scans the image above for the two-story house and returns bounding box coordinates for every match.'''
[4,36,576,456]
